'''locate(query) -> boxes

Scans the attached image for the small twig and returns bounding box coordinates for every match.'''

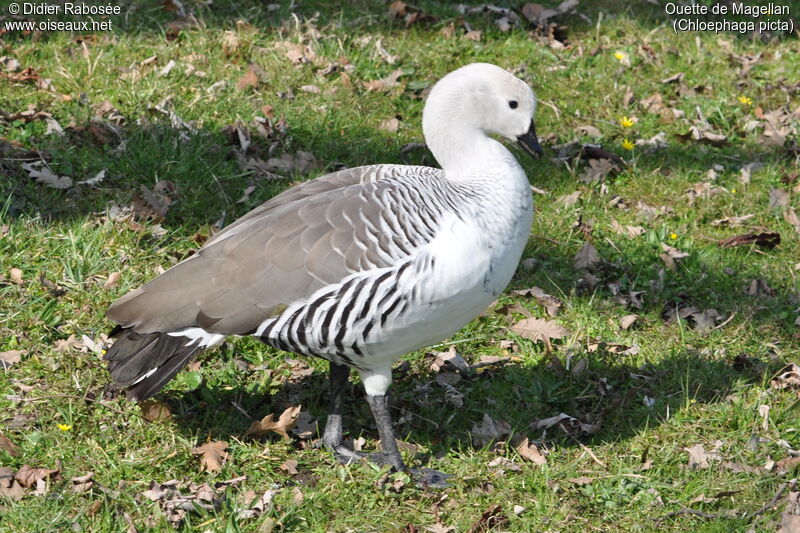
[655,507,725,523]
[713,311,737,330]
[751,481,793,517]
[568,434,606,469]
[530,234,567,246]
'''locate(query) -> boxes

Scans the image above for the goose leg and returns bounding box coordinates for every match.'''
[322,362,364,464]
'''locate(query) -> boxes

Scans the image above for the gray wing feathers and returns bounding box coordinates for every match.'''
[107,164,445,336]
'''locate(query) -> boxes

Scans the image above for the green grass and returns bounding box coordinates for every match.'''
[2,1,800,531]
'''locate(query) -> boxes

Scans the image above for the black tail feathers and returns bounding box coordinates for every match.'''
[104,327,204,402]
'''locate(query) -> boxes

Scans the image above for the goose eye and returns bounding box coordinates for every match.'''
[508,100,518,110]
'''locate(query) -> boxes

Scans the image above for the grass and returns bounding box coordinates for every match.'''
[1,0,800,531]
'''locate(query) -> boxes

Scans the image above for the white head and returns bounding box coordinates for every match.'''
[422,63,542,169]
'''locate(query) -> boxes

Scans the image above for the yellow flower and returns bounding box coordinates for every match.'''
[622,138,635,150]
[731,188,737,194]
[619,116,635,128]
[738,95,752,106]
[57,424,72,431]
[669,233,678,240]
[614,51,627,62]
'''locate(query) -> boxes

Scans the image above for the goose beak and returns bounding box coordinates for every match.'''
[517,120,544,158]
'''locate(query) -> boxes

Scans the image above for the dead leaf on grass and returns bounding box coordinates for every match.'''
[21,161,72,189]
[779,492,800,533]
[0,349,26,369]
[510,317,571,345]
[711,214,755,227]
[191,441,228,473]
[265,151,320,174]
[362,68,405,92]
[718,232,780,249]
[378,117,401,133]
[511,287,562,317]
[610,219,645,238]
[676,126,727,146]
[515,437,547,465]
[102,272,121,290]
[238,487,279,519]
[0,435,20,457]
[531,413,601,437]
[141,399,172,422]
[684,442,723,470]
[466,504,508,533]
[578,157,619,184]
[70,472,94,494]
[574,242,599,270]
[429,346,470,373]
[784,208,800,233]
[236,65,259,91]
[15,464,59,488]
[470,413,511,448]
[246,405,301,440]
[0,467,25,501]
[279,459,299,475]
[771,364,800,391]
[620,314,639,330]
[659,243,689,271]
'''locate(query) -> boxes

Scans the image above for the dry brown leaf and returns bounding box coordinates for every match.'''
[676,126,727,146]
[464,30,482,41]
[378,117,401,133]
[246,405,301,440]
[556,190,581,206]
[222,31,240,57]
[470,413,511,448]
[236,66,259,91]
[578,158,618,183]
[512,287,562,317]
[770,188,790,210]
[710,214,755,227]
[515,437,547,465]
[466,504,508,533]
[279,459,298,475]
[21,161,72,189]
[574,242,599,270]
[610,219,645,238]
[9,267,23,284]
[779,492,800,533]
[70,472,94,494]
[784,208,800,233]
[0,435,20,457]
[620,314,639,330]
[684,442,722,470]
[362,68,405,92]
[0,466,25,501]
[771,363,800,391]
[0,349,26,369]
[103,272,121,290]
[15,464,59,488]
[191,441,228,473]
[719,232,780,249]
[429,346,470,373]
[141,399,172,422]
[531,413,601,436]
[510,317,571,345]
[265,151,319,174]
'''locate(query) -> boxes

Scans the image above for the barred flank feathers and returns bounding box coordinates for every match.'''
[104,327,203,402]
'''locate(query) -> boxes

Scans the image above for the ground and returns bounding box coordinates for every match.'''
[1,1,800,531]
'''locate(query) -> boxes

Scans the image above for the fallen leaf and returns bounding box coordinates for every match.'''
[784,208,800,233]
[578,158,619,183]
[676,126,727,146]
[0,349,26,369]
[620,314,639,330]
[141,399,172,422]
[510,318,571,345]
[378,117,401,133]
[9,267,24,284]
[279,459,298,475]
[265,151,320,174]
[0,467,25,501]
[236,66,259,91]
[466,504,508,533]
[710,214,755,227]
[76,169,107,186]
[464,30,482,41]
[684,442,722,470]
[246,405,301,440]
[770,188,790,210]
[686,182,725,204]
[238,487,279,519]
[610,219,645,238]
[660,243,689,271]
[531,413,601,436]
[15,464,59,488]
[745,278,775,298]
[470,413,511,448]
[299,84,321,94]
[0,435,20,457]
[771,364,800,391]
[362,68,405,92]
[21,161,72,189]
[70,472,94,494]
[719,232,780,249]
[191,441,228,473]
[779,492,800,533]
[103,272,121,290]
[556,190,581,206]
[515,437,547,465]
[575,124,601,138]
[574,242,599,270]
[429,346,470,373]
[222,31,240,57]
[511,287,562,317]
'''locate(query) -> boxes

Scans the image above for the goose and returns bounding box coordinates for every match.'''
[104,62,543,486]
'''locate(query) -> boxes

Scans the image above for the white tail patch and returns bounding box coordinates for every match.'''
[132,366,159,385]
[166,327,226,348]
